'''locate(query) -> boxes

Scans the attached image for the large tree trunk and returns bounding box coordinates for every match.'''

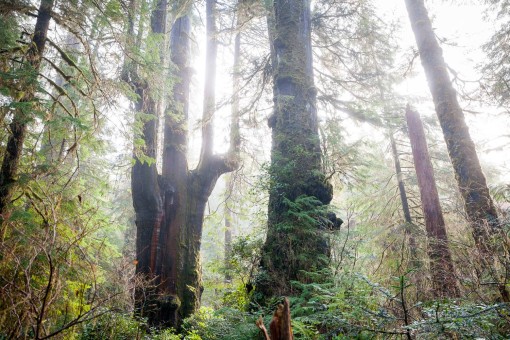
[154,0,240,327]
[256,0,334,301]
[406,107,459,298]
[177,0,239,318]
[130,0,240,327]
[404,0,500,250]
[131,0,166,320]
[0,0,54,225]
[153,12,192,327]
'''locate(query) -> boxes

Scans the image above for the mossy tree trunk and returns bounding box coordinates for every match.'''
[404,0,509,301]
[0,0,54,224]
[256,0,334,301]
[406,107,459,298]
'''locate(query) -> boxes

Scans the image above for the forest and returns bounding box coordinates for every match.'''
[1,0,510,338]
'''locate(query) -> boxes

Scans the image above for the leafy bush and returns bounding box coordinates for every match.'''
[181,307,260,340]
[408,302,509,339]
[80,312,181,340]
[80,313,145,340]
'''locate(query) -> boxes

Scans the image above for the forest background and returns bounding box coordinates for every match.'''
[0,0,510,338]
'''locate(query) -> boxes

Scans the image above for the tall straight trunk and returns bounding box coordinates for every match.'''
[224,199,233,282]
[390,134,412,225]
[404,0,509,301]
[404,0,500,252]
[223,0,245,284]
[0,0,54,225]
[406,107,459,298]
[389,132,418,262]
[131,0,166,319]
[256,0,334,301]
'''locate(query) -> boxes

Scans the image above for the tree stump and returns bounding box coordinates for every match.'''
[256,297,293,340]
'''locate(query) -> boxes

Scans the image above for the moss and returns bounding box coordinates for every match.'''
[158,294,181,310]
[256,0,334,305]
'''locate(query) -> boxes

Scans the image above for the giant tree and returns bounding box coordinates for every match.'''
[404,0,508,300]
[255,0,337,301]
[129,0,167,323]
[128,0,240,327]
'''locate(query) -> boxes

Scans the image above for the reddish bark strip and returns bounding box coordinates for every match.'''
[406,106,459,298]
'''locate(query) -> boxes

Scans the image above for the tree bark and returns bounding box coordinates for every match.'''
[130,0,241,327]
[224,199,233,282]
[177,0,239,318]
[406,107,459,298]
[256,0,334,301]
[0,0,54,224]
[152,13,192,328]
[131,0,166,320]
[404,0,509,300]
[404,0,500,251]
[154,0,240,326]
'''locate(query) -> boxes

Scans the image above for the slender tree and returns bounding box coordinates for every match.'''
[404,0,508,299]
[0,0,54,225]
[390,133,413,227]
[223,0,246,284]
[256,0,336,301]
[389,131,421,264]
[406,106,459,298]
